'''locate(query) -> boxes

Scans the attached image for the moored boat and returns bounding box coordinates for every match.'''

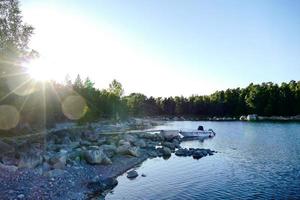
[179,126,216,138]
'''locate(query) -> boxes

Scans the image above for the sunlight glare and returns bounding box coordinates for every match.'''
[62,95,87,120]
[27,58,56,81]
[0,105,20,130]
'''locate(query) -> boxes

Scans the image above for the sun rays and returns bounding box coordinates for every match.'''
[0,65,88,131]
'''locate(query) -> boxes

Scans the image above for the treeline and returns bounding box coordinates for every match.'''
[123,81,300,117]
[49,78,300,124]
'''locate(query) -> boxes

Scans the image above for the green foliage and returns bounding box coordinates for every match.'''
[109,79,124,97]
[0,0,36,68]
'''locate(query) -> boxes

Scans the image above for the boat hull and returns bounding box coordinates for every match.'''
[179,130,215,138]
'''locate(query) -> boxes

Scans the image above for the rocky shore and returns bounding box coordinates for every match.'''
[0,119,215,200]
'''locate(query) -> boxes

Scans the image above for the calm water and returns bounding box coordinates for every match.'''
[106,121,300,200]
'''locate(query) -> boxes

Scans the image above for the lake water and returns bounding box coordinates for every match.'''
[106,121,300,200]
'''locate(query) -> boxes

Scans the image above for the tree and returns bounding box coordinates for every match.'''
[73,74,83,90]
[109,79,124,97]
[0,0,36,74]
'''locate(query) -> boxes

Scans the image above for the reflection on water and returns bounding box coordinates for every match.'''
[106,121,300,200]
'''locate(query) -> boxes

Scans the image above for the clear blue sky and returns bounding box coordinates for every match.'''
[22,0,300,97]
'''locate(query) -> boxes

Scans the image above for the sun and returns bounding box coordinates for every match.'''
[26,58,57,81]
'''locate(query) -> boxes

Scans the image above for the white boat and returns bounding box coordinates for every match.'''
[179,128,216,138]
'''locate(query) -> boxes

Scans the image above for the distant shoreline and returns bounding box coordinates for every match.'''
[154,115,300,122]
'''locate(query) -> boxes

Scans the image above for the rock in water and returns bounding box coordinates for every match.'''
[127,170,138,179]
[87,177,118,193]
[84,149,112,165]
[175,148,190,157]
[162,142,176,150]
[161,147,172,157]
[192,151,204,159]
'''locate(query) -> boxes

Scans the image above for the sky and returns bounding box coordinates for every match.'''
[21,0,300,97]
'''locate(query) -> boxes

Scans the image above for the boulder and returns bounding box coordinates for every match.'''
[160,147,172,157]
[117,144,139,157]
[83,149,112,165]
[192,151,204,159]
[0,140,15,155]
[123,134,137,144]
[87,177,118,193]
[81,130,98,142]
[133,139,146,148]
[160,131,179,141]
[175,148,189,157]
[147,150,158,158]
[118,139,130,146]
[99,144,117,158]
[18,153,43,168]
[145,141,159,149]
[0,163,18,172]
[127,170,138,179]
[175,148,215,158]
[1,152,19,166]
[139,133,163,141]
[49,152,67,169]
[161,142,176,150]
[172,139,181,149]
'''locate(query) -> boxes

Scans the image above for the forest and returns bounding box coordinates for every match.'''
[1,0,300,131]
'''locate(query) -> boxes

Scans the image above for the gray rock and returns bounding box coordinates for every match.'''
[192,151,204,159]
[18,153,43,168]
[17,194,25,199]
[123,134,137,144]
[172,139,181,149]
[0,140,15,154]
[133,139,146,148]
[161,147,172,157]
[175,148,215,158]
[127,170,138,179]
[0,163,18,172]
[162,142,176,150]
[87,177,118,193]
[49,152,67,169]
[82,130,98,142]
[118,139,130,146]
[99,144,117,158]
[84,149,112,165]
[117,144,140,157]
[160,131,179,141]
[175,148,189,156]
[44,169,65,177]
[147,150,158,158]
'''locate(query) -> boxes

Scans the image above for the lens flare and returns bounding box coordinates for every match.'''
[0,105,20,130]
[6,74,37,96]
[62,95,87,120]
